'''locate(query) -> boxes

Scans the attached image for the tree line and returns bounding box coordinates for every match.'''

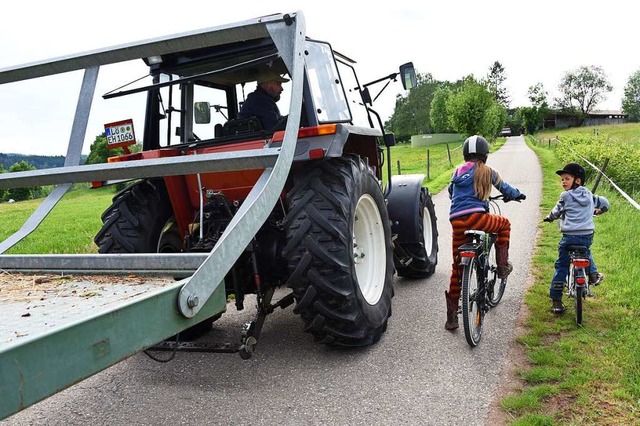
[386,62,640,141]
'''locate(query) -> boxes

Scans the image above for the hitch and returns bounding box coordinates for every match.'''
[239,290,295,359]
[147,290,295,360]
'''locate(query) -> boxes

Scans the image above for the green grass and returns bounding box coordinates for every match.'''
[0,184,116,254]
[536,122,640,145]
[502,135,640,425]
[384,137,506,194]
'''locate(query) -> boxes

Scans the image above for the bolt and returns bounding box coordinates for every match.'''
[187,295,199,308]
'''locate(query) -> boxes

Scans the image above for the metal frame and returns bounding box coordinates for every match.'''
[0,11,305,420]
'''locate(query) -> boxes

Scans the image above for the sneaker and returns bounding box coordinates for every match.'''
[589,272,604,286]
[551,299,565,314]
[497,261,513,279]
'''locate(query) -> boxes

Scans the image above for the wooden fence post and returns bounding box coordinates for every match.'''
[397,160,401,175]
[592,158,609,194]
[427,149,430,180]
[446,143,452,166]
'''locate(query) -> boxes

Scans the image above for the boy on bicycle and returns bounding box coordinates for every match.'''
[445,135,525,330]
[543,162,609,314]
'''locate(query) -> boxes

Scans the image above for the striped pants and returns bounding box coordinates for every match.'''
[448,212,511,299]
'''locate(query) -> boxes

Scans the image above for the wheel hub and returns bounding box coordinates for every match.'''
[353,194,385,305]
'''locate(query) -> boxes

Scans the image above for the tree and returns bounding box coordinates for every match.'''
[622,70,640,122]
[486,61,510,108]
[517,83,550,134]
[386,72,437,141]
[430,87,452,132]
[554,65,612,115]
[385,72,465,141]
[7,161,40,201]
[446,76,506,138]
[527,82,548,108]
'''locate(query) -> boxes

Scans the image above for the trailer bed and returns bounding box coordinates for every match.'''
[0,272,227,420]
[0,273,175,346]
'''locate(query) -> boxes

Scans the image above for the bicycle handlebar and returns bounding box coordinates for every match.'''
[489,193,526,203]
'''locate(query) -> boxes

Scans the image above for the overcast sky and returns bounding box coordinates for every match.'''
[0,0,637,156]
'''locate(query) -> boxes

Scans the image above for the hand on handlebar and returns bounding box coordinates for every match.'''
[502,193,526,203]
[543,215,554,223]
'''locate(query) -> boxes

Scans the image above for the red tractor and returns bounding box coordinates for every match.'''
[89,12,439,355]
[0,11,438,362]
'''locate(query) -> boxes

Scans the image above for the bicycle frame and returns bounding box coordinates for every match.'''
[567,247,590,325]
[460,231,496,309]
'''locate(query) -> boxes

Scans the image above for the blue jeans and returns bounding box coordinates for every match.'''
[549,233,597,301]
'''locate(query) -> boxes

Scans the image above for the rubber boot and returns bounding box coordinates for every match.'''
[496,243,513,279]
[445,291,459,331]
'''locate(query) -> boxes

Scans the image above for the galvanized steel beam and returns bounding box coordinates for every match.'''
[0,67,98,254]
[0,148,279,189]
[0,253,209,275]
[178,13,306,318]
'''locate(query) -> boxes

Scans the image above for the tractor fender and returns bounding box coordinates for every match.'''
[385,174,426,245]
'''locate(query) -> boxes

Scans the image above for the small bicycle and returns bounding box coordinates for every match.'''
[565,245,591,325]
[459,194,521,347]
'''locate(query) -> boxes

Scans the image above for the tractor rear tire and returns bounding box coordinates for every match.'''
[94,179,215,340]
[283,155,394,347]
[94,179,175,254]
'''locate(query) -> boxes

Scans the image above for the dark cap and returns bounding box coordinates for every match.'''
[556,162,585,183]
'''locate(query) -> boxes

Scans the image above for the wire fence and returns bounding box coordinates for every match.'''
[530,135,640,211]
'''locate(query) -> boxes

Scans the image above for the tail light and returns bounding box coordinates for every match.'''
[573,259,590,268]
[460,251,475,258]
[576,277,587,285]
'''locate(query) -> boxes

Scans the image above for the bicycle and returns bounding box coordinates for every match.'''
[564,245,591,325]
[459,194,523,347]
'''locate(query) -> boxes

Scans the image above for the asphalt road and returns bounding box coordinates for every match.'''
[2,136,542,426]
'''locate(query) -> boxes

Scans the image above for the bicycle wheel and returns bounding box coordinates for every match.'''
[486,241,506,307]
[575,284,583,325]
[461,257,483,347]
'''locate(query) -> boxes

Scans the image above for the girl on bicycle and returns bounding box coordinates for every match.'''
[543,162,609,314]
[445,135,525,330]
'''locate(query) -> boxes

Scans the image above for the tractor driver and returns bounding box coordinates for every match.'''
[238,73,289,131]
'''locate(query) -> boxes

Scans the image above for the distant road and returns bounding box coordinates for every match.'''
[2,136,542,426]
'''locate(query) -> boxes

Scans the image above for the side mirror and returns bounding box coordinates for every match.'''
[383,133,396,147]
[194,102,211,124]
[399,62,417,90]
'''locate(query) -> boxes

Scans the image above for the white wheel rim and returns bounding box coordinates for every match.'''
[353,194,386,305]
[422,206,433,257]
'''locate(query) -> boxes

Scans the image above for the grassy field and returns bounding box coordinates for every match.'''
[0,184,115,254]
[536,122,640,145]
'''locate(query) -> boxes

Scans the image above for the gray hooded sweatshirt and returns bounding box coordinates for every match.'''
[547,186,610,235]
